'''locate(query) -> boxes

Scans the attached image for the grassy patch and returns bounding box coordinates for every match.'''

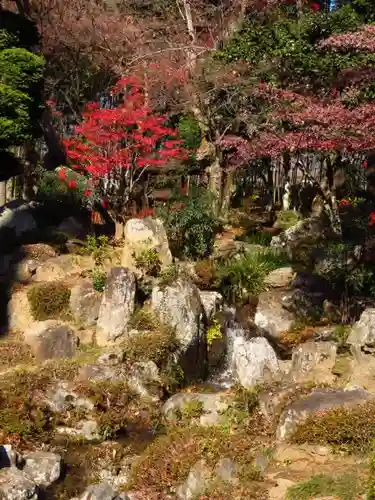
[235,230,272,246]
[27,281,71,320]
[216,248,290,303]
[291,400,375,454]
[286,472,363,500]
[129,388,271,496]
[275,210,302,230]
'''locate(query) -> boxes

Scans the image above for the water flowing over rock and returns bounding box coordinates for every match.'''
[151,278,206,381]
[96,267,136,346]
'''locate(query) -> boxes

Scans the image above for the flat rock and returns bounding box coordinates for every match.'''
[265,267,295,288]
[277,387,375,441]
[23,451,62,487]
[163,392,230,426]
[0,467,38,500]
[176,460,212,500]
[24,320,76,361]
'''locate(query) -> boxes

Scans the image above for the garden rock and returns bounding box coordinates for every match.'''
[254,290,294,343]
[44,381,94,413]
[258,384,305,421]
[264,267,295,288]
[23,451,62,487]
[96,267,136,346]
[0,467,38,500]
[33,254,93,282]
[0,202,37,249]
[8,290,34,332]
[70,280,102,328]
[56,419,100,441]
[215,458,238,484]
[121,217,172,272]
[176,460,212,500]
[289,341,337,384]
[277,387,375,440]
[270,216,333,259]
[347,308,375,349]
[58,216,87,240]
[198,291,223,320]
[127,361,163,401]
[151,278,206,381]
[233,336,280,389]
[78,351,127,382]
[163,392,230,426]
[24,320,76,361]
[79,482,121,500]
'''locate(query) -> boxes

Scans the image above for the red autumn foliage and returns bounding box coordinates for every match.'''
[63,78,187,205]
[320,25,375,53]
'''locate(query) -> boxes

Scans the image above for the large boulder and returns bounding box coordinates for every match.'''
[33,255,93,282]
[232,337,280,389]
[23,451,62,487]
[0,467,38,500]
[277,387,375,440]
[288,341,337,384]
[151,279,206,381]
[121,217,172,272]
[24,320,76,361]
[347,308,375,349]
[0,202,38,251]
[96,267,136,346]
[254,290,294,343]
[70,280,102,328]
[270,216,334,260]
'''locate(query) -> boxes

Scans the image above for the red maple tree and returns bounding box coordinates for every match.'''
[62,77,187,213]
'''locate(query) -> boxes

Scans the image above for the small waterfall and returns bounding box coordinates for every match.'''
[209,307,249,388]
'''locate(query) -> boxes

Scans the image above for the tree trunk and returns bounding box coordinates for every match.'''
[221,169,235,217]
[207,154,223,216]
[40,108,67,170]
[0,181,6,206]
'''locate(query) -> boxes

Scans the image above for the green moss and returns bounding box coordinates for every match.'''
[133,247,162,277]
[275,210,302,230]
[27,281,71,320]
[179,400,204,422]
[291,400,375,454]
[287,472,364,500]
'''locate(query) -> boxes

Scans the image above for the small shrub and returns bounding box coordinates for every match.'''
[275,210,302,230]
[129,309,160,331]
[89,268,107,292]
[157,187,218,260]
[86,235,110,265]
[235,230,272,246]
[291,400,375,454]
[27,282,71,320]
[287,472,363,500]
[133,247,162,277]
[158,263,180,288]
[194,259,217,290]
[216,248,290,303]
[207,317,222,346]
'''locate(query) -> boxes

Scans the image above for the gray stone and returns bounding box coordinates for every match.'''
[176,460,212,500]
[347,308,375,348]
[79,482,120,500]
[258,384,299,421]
[70,280,102,327]
[163,392,230,426]
[277,387,375,440]
[23,452,62,487]
[127,361,163,402]
[151,278,206,381]
[33,255,93,282]
[198,291,223,320]
[44,381,94,413]
[121,217,172,272]
[0,203,37,239]
[254,290,294,343]
[289,341,337,384]
[264,267,295,289]
[215,458,238,484]
[24,320,76,361]
[96,267,136,346]
[0,467,38,500]
[233,337,280,389]
[56,420,100,441]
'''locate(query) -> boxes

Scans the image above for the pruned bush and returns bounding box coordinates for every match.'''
[27,282,71,320]
[194,259,217,290]
[291,401,375,454]
[216,248,290,303]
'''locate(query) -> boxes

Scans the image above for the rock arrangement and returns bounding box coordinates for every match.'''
[0,212,375,499]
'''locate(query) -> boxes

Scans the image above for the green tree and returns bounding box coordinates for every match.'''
[0,9,45,204]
